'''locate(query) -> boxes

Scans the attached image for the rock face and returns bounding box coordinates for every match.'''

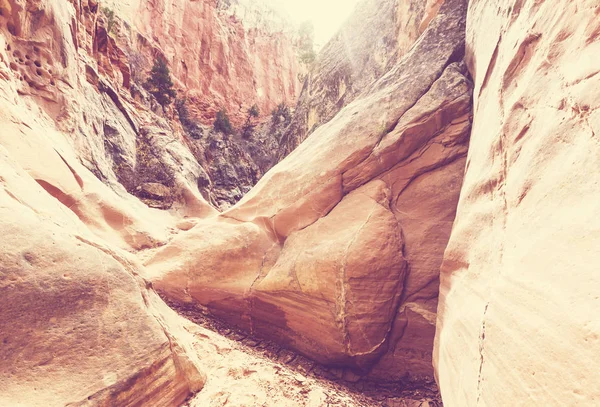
[278,0,444,159]
[185,119,289,209]
[0,0,210,404]
[87,0,302,208]
[0,92,205,406]
[104,0,301,127]
[434,0,600,405]
[148,0,471,384]
[0,0,480,404]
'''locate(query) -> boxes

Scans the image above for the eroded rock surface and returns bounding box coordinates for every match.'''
[103,0,301,127]
[0,96,205,406]
[148,0,471,385]
[434,0,600,405]
[0,0,209,405]
[278,0,444,159]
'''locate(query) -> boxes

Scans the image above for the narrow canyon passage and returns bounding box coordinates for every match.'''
[1,0,598,406]
[0,0,464,404]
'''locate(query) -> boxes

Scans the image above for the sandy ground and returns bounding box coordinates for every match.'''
[162,302,440,407]
[180,321,378,407]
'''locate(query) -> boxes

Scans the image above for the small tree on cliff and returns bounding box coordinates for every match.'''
[101,7,117,35]
[214,108,233,134]
[242,104,260,139]
[271,103,291,125]
[297,21,316,65]
[145,57,176,106]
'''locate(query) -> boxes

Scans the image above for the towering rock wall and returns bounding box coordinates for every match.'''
[148,0,471,388]
[104,0,301,126]
[0,22,204,407]
[277,0,445,159]
[0,0,299,404]
[434,0,600,405]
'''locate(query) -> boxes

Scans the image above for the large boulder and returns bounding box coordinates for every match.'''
[0,143,205,406]
[434,0,600,405]
[148,0,471,383]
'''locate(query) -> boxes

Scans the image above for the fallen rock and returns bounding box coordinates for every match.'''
[148,0,471,383]
[0,146,205,406]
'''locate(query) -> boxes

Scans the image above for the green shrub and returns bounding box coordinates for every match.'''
[102,7,116,34]
[241,105,259,140]
[144,57,177,106]
[175,98,191,125]
[299,49,316,65]
[249,104,260,118]
[297,21,316,66]
[214,109,233,134]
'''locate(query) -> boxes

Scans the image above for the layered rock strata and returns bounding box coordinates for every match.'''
[103,0,301,127]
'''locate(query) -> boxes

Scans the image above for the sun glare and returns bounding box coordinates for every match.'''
[262,0,360,47]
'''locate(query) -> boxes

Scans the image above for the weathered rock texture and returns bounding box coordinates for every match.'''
[0,0,211,404]
[185,119,289,209]
[148,0,471,385]
[278,0,446,159]
[0,84,205,406]
[104,0,300,127]
[434,0,600,405]
[87,0,301,207]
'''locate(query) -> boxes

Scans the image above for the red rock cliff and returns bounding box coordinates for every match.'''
[105,0,301,126]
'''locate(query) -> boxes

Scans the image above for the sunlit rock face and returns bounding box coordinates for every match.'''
[0,0,211,404]
[278,0,445,159]
[148,0,472,384]
[434,0,600,405]
[104,0,301,127]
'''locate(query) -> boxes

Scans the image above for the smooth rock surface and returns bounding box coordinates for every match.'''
[0,120,205,406]
[434,0,600,405]
[149,0,472,382]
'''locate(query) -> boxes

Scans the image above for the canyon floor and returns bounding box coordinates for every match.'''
[169,304,440,407]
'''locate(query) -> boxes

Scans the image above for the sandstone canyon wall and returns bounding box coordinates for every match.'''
[4,0,598,405]
[0,0,298,404]
[103,0,300,126]
[434,0,600,405]
[148,0,471,388]
[277,0,446,159]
